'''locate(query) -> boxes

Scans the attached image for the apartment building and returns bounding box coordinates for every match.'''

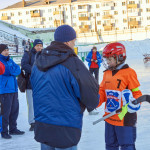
[0,0,150,34]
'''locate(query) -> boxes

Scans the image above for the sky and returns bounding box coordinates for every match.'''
[0,0,23,9]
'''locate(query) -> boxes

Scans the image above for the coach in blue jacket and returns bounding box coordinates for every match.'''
[0,44,24,139]
[30,25,99,150]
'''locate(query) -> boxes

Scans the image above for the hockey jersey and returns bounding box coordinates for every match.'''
[98,64,142,126]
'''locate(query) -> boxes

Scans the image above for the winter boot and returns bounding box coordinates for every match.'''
[9,129,25,135]
[29,123,35,131]
[1,133,12,139]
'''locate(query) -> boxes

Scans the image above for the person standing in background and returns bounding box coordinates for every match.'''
[86,46,102,83]
[22,39,26,52]
[30,40,34,49]
[21,39,43,131]
[14,34,19,53]
[0,44,25,139]
[86,46,102,115]
[27,39,31,51]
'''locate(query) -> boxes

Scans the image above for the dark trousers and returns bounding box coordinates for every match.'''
[1,93,19,134]
[105,122,136,150]
[16,45,18,53]
[89,68,99,83]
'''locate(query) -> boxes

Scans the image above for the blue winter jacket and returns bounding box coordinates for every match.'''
[0,54,21,94]
[30,41,99,148]
[86,50,102,68]
[21,48,37,89]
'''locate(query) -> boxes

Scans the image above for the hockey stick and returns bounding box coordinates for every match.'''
[93,95,150,125]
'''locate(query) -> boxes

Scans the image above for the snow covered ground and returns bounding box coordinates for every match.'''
[1,39,150,150]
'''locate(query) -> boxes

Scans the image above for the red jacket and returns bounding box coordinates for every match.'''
[0,61,5,75]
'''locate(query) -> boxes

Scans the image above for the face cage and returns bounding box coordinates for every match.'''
[102,56,116,71]
[102,55,125,71]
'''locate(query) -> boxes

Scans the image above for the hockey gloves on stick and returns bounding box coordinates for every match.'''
[122,89,141,113]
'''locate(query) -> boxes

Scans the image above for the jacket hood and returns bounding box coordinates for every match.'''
[35,41,77,71]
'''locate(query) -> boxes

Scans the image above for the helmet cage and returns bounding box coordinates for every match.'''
[102,43,126,70]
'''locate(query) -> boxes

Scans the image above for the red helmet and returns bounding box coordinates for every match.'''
[103,42,126,62]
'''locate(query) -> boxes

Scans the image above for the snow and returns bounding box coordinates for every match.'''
[1,38,150,149]
[0,21,29,40]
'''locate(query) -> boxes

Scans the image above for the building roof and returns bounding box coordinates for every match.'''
[2,0,110,10]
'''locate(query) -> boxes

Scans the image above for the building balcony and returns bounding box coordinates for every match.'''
[53,11,63,15]
[103,15,113,19]
[1,16,8,20]
[129,21,139,28]
[103,25,112,31]
[31,12,41,17]
[79,25,90,33]
[79,16,89,21]
[127,4,137,9]
[129,21,139,25]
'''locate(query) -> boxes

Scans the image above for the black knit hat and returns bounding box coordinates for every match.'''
[0,44,8,54]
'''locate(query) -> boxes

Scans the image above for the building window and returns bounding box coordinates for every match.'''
[18,12,22,16]
[122,10,126,14]
[114,3,117,6]
[79,13,87,17]
[11,21,15,24]
[96,4,100,8]
[73,23,77,27]
[114,11,118,15]
[73,15,76,18]
[147,16,150,20]
[42,17,46,21]
[104,11,109,15]
[89,5,92,9]
[19,20,22,24]
[97,13,100,16]
[97,21,101,25]
[49,17,52,20]
[123,19,127,22]
[90,13,93,17]
[72,7,76,10]
[146,8,150,12]
[129,1,135,4]
[129,18,136,21]
[11,13,14,16]
[78,5,86,9]
[122,2,126,6]
[48,9,52,12]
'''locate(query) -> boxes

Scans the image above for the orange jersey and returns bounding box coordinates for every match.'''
[98,64,142,126]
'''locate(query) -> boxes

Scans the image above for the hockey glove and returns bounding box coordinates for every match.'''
[122,89,141,113]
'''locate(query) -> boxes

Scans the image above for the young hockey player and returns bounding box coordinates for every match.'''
[97,42,142,150]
